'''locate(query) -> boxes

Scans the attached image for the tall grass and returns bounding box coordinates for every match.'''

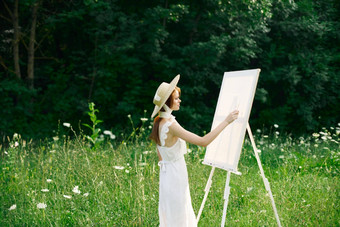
[1,121,339,226]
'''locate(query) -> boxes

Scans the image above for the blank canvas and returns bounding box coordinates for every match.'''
[203,69,260,172]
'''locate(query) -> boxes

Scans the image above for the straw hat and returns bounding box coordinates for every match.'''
[151,74,180,118]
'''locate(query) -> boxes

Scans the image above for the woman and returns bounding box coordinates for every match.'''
[150,75,239,227]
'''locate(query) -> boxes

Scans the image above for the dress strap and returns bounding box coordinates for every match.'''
[159,119,175,146]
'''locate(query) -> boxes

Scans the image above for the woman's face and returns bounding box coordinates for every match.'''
[171,90,181,111]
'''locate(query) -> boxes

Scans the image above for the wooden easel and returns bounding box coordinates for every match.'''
[196,123,282,227]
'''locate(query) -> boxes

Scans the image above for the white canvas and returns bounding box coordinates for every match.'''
[203,69,260,172]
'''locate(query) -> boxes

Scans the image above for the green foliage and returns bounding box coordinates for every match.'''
[82,102,104,150]
[0,0,339,138]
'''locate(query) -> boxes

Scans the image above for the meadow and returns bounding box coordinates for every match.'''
[1,119,339,226]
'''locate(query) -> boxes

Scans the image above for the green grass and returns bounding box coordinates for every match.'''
[1,126,339,226]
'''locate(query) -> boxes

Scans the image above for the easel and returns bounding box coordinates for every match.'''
[196,123,282,227]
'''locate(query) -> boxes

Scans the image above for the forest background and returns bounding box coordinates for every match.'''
[1,0,339,140]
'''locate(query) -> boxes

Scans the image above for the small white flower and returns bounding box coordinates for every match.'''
[83,193,89,197]
[63,195,72,199]
[103,130,112,135]
[321,136,327,141]
[312,133,320,138]
[263,135,268,138]
[72,186,81,194]
[63,123,71,128]
[125,170,130,173]
[114,166,124,170]
[110,134,116,140]
[256,129,261,133]
[247,187,253,192]
[46,179,52,183]
[140,118,148,122]
[139,163,147,166]
[13,133,19,139]
[14,142,19,147]
[127,114,131,118]
[279,155,284,159]
[9,204,16,211]
[275,131,280,135]
[53,136,59,141]
[41,189,49,192]
[50,150,56,153]
[37,203,47,209]
[274,124,279,128]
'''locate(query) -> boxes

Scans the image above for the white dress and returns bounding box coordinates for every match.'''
[157,116,197,227]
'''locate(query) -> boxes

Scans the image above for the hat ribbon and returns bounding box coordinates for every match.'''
[159,104,173,119]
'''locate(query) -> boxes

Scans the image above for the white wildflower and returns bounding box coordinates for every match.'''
[46,179,52,183]
[50,150,56,153]
[275,131,280,135]
[41,189,49,192]
[9,204,16,211]
[247,187,253,192]
[274,124,279,128]
[37,203,47,209]
[53,136,59,141]
[279,155,284,159]
[63,122,71,128]
[83,193,89,197]
[110,134,116,140]
[63,195,72,199]
[127,114,131,118]
[312,133,320,138]
[140,118,148,122]
[13,133,19,140]
[72,186,81,194]
[256,129,261,133]
[103,130,112,135]
[139,163,147,166]
[14,142,19,147]
[263,135,268,138]
[114,166,124,170]
[321,136,327,141]
[125,170,130,173]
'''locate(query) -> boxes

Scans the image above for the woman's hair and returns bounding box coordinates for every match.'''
[149,87,181,145]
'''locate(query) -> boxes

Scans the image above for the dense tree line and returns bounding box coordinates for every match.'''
[0,0,339,139]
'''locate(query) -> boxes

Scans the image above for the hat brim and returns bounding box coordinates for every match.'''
[151,74,180,118]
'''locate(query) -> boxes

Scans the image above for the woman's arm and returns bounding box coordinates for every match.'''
[170,110,239,147]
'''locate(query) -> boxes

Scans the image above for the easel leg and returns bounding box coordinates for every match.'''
[197,167,215,223]
[247,123,282,227]
[221,171,231,227]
